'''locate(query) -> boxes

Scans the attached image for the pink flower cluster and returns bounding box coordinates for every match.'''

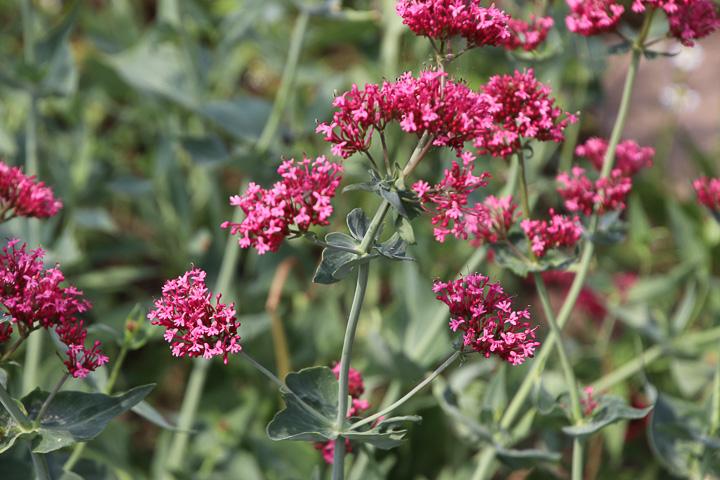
[467,195,519,245]
[565,0,625,36]
[0,239,107,378]
[147,268,242,364]
[413,153,490,242]
[557,167,633,216]
[0,161,62,222]
[521,210,583,257]
[315,364,371,464]
[475,69,576,157]
[433,273,539,365]
[581,386,599,416]
[632,0,719,46]
[222,156,342,255]
[575,137,654,176]
[396,0,511,47]
[317,71,497,158]
[693,176,720,213]
[504,15,555,51]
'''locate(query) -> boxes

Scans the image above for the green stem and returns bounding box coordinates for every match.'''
[241,351,285,390]
[572,439,584,480]
[104,345,128,395]
[470,13,656,479]
[33,373,69,428]
[0,382,33,431]
[350,350,460,431]
[256,11,309,154]
[517,150,533,223]
[30,449,50,480]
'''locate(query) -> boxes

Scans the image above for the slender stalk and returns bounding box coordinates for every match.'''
[30,449,50,480]
[266,259,296,379]
[105,345,129,395]
[350,351,460,430]
[470,13,656,479]
[33,373,69,427]
[241,351,285,390]
[1,331,30,363]
[517,150,533,224]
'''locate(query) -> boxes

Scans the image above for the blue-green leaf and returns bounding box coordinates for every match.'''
[562,395,652,439]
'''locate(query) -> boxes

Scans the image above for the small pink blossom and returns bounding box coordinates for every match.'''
[0,239,105,378]
[466,195,519,245]
[0,161,62,221]
[693,176,720,213]
[222,156,343,255]
[433,273,539,365]
[504,15,554,51]
[557,167,633,216]
[581,386,599,416]
[413,160,490,242]
[396,0,511,47]
[475,69,576,157]
[565,0,625,36]
[148,268,242,364]
[521,210,583,258]
[575,137,654,176]
[332,363,366,399]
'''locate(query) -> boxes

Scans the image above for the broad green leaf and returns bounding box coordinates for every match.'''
[375,233,413,262]
[588,211,626,246]
[0,405,25,454]
[647,393,699,476]
[196,97,272,141]
[266,367,338,442]
[35,7,78,96]
[433,380,493,443]
[562,395,652,439]
[181,135,229,167]
[131,401,179,431]
[495,447,561,468]
[346,208,370,241]
[481,364,506,423]
[22,384,154,453]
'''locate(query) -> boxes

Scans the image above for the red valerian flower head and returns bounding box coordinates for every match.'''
[466,195,519,245]
[557,166,633,216]
[581,386,599,416]
[433,273,540,365]
[0,161,62,222]
[331,363,366,399]
[475,69,576,157]
[413,155,491,242]
[666,0,720,46]
[317,71,498,158]
[0,239,106,378]
[565,0,625,36]
[222,156,343,255]
[575,137,654,176]
[148,268,242,364]
[521,209,583,257]
[396,0,511,47]
[693,176,720,213]
[504,15,555,51]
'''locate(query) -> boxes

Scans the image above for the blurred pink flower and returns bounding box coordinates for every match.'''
[433,273,539,365]
[557,167,633,216]
[504,15,554,51]
[565,0,625,36]
[575,137,654,176]
[667,0,720,46]
[521,210,583,257]
[148,268,242,364]
[467,195,519,245]
[693,176,720,213]
[0,161,62,221]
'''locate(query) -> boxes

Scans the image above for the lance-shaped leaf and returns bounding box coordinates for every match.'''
[343,416,421,450]
[0,405,25,454]
[375,233,413,262]
[496,447,562,469]
[562,395,652,439]
[267,367,338,442]
[23,384,154,453]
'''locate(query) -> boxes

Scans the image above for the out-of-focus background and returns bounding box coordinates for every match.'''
[0,1,718,479]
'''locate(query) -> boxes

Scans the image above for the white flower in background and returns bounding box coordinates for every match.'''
[660,83,700,114]
[671,44,704,72]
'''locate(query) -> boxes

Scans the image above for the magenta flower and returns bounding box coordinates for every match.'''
[466,195,519,245]
[332,363,366,399]
[413,154,491,242]
[222,156,343,255]
[667,0,720,46]
[557,167,633,216]
[693,176,720,213]
[475,69,576,157]
[396,0,510,47]
[0,239,107,378]
[575,137,654,176]
[504,15,555,51]
[148,268,242,364]
[565,0,625,36]
[0,161,62,222]
[317,71,497,158]
[521,210,583,258]
[433,273,539,365]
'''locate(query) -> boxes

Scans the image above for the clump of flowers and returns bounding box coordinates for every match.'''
[466,195,519,245]
[221,156,343,254]
[475,68,576,157]
[317,71,497,158]
[666,0,720,46]
[581,386,599,416]
[315,363,371,464]
[557,167,633,216]
[413,153,490,242]
[0,239,107,378]
[433,273,540,365]
[0,161,62,222]
[148,268,242,364]
[504,15,555,51]
[565,0,625,36]
[395,0,510,47]
[575,137,654,176]
[521,210,583,258]
[693,176,720,213]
